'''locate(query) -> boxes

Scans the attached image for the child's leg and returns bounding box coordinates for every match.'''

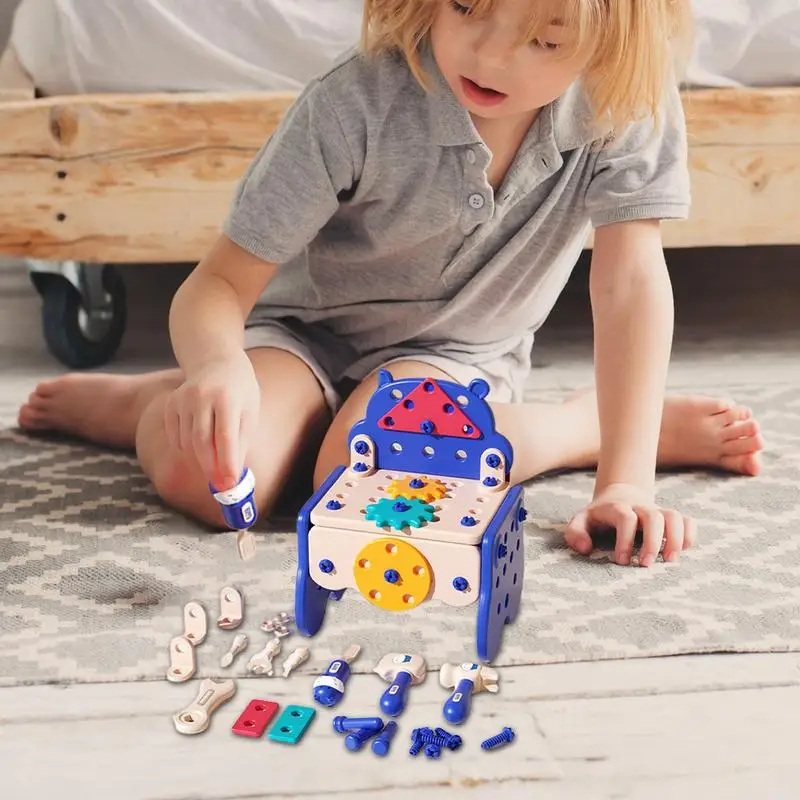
[19,348,330,526]
[312,363,764,489]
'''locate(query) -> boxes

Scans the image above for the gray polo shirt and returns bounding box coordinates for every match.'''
[224,46,690,384]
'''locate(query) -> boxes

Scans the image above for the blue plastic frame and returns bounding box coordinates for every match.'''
[348,369,513,481]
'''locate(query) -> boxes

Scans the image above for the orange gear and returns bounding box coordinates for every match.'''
[385,475,448,503]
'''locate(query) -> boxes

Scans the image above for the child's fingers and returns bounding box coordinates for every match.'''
[563,511,593,555]
[213,401,241,490]
[661,509,685,562]
[607,504,639,566]
[634,506,665,568]
[682,515,697,549]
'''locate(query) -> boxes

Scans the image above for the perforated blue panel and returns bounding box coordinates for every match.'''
[477,486,525,663]
[348,370,514,481]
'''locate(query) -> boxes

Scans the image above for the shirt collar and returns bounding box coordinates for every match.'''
[419,43,602,153]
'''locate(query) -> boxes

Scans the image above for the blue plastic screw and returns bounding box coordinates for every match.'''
[413,728,449,747]
[481,727,515,750]
[425,743,442,759]
[355,441,369,455]
[372,721,399,756]
[498,544,508,558]
[486,454,501,468]
[434,728,463,751]
[392,500,411,512]
[409,478,425,489]
[518,506,528,522]
[319,559,335,574]
[421,419,435,434]
[332,716,384,733]
[353,462,368,473]
[384,569,400,584]
[326,500,342,511]
[452,576,469,592]
[460,515,477,527]
[483,476,499,487]
[409,738,425,756]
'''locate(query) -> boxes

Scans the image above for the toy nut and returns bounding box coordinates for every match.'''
[210,468,257,530]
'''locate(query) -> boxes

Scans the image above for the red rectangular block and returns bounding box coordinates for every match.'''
[232,699,280,738]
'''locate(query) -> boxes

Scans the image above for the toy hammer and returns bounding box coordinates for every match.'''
[373,653,426,716]
[439,662,499,725]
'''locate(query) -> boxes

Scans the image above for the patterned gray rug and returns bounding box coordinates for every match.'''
[1,383,798,688]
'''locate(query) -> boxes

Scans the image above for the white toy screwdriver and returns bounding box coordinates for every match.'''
[209,467,257,560]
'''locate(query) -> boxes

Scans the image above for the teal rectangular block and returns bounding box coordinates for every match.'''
[268,704,316,744]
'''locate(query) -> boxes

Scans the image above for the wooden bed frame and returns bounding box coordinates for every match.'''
[0,43,797,366]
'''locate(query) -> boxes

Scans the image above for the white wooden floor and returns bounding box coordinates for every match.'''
[2,653,800,799]
[2,253,799,798]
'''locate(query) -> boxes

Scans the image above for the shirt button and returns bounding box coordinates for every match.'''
[465,149,476,164]
[468,193,485,209]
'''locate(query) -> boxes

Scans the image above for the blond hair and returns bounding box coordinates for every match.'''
[361,0,693,130]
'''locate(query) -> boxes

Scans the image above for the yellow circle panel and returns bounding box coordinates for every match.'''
[353,537,433,612]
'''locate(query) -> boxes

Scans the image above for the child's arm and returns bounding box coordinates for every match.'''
[588,219,674,560]
[165,235,278,489]
[564,82,692,566]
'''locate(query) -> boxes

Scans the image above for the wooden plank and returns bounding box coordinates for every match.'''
[0,45,35,102]
[0,87,797,263]
[1,657,799,799]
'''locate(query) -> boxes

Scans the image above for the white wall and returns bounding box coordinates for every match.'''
[0,0,19,49]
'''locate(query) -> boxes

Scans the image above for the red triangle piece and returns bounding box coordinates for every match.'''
[378,378,482,439]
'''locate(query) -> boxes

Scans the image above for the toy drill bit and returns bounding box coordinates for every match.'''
[209,467,257,560]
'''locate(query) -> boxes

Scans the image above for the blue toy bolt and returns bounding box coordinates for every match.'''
[332,716,384,733]
[434,727,463,751]
[345,725,385,752]
[371,721,399,756]
[209,467,257,530]
[481,727,515,750]
[312,644,360,708]
[374,653,426,717]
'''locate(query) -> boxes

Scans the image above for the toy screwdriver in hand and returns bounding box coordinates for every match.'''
[210,467,258,560]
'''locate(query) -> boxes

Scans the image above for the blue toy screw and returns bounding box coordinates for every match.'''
[498,544,508,558]
[518,506,528,522]
[434,728,463,751]
[355,441,369,455]
[424,743,442,759]
[392,500,411,512]
[384,569,400,584]
[345,725,384,752]
[409,737,425,756]
[413,728,449,747]
[409,478,425,489]
[481,727,515,750]
[326,499,342,510]
[452,576,469,592]
[486,454,501,468]
[353,462,368,472]
[421,419,435,434]
[460,515,476,527]
[319,559,335,574]
[372,721,399,756]
[483,476,499,487]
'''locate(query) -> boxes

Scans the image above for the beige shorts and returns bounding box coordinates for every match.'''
[243,319,528,415]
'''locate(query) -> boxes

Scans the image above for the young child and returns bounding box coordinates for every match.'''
[19,0,763,567]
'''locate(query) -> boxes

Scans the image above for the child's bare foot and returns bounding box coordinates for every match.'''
[656,395,763,476]
[17,371,180,449]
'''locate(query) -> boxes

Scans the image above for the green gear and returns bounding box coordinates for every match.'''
[364,496,436,530]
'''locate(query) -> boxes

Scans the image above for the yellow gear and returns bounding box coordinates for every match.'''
[353,537,433,612]
[385,475,448,503]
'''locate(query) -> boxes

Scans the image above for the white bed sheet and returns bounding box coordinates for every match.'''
[8,0,800,94]
[9,0,364,94]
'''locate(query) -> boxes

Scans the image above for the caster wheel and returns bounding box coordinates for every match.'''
[40,266,127,368]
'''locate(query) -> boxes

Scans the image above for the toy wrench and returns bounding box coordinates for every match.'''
[173,678,236,735]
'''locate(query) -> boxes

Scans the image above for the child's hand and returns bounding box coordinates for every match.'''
[164,350,260,491]
[563,483,696,567]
